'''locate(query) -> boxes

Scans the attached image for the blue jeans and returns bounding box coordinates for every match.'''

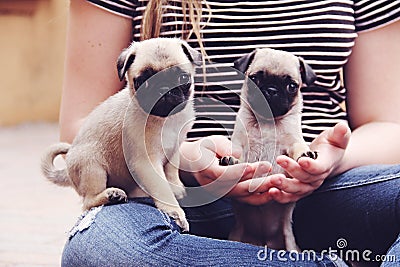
[293,165,400,267]
[62,165,400,266]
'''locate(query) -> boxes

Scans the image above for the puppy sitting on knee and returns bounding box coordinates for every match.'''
[221,48,317,250]
[41,38,201,231]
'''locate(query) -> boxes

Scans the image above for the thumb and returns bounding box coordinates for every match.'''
[327,121,351,149]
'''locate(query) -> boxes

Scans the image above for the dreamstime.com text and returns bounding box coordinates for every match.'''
[256,238,397,264]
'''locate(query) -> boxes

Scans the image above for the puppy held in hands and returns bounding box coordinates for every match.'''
[41,38,201,231]
[221,48,317,250]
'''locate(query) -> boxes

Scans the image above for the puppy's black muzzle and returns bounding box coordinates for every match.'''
[133,66,192,117]
[247,81,296,120]
[136,82,191,118]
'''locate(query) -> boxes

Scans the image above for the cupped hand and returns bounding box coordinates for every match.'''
[269,121,351,203]
[180,122,350,205]
[179,135,272,197]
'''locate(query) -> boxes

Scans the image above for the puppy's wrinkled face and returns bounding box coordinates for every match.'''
[247,70,300,119]
[234,48,316,120]
[133,65,192,117]
[247,50,302,119]
[117,38,202,117]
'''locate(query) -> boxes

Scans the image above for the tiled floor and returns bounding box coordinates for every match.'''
[0,123,81,266]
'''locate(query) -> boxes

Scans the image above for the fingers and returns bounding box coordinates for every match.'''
[257,176,320,204]
[229,173,285,197]
[297,155,331,177]
[309,121,351,153]
[270,175,321,196]
[196,161,272,186]
[233,174,320,205]
[276,122,351,182]
[325,121,351,149]
[213,161,271,181]
[203,162,253,183]
[277,155,327,183]
[196,161,272,197]
[193,123,351,205]
[232,174,285,205]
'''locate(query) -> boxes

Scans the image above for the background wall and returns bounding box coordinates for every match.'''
[0,3,82,267]
[0,0,68,125]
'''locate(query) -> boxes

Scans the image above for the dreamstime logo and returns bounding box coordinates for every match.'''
[336,238,347,249]
[256,238,397,264]
[121,63,278,207]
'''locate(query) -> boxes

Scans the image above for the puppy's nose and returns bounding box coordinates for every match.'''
[159,86,170,96]
[266,86,278,96]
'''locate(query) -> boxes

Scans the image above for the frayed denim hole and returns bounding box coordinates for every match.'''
[67,206,103,239]
[158,209,172,225]
[157,209,181,232]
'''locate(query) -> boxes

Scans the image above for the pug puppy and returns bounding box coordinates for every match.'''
[221,48,317,250]
[41,38,202,231]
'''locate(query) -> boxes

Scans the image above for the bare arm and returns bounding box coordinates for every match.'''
[339,19,400,173]
[59,0,133,143]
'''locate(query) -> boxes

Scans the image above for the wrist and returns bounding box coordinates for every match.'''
[328,152,355,178]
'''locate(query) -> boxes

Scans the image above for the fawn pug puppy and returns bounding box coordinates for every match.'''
[221,48,317,250]
[41,38,202,231]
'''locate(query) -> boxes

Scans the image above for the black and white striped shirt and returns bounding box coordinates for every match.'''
[87,0,400,142]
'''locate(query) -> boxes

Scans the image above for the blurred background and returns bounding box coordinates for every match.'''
[0,1,81,266]
[1,0,65,125]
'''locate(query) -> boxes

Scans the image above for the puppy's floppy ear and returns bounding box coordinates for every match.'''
[117,44,136,81]
[233,50,256,74]
[299,57,317,86]
[180,40,203,66]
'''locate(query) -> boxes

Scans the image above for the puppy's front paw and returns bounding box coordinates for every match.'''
[155,201,189,232]
[297,151,318,161]
[219,156,239,166]
[172,184,187,200]
[105,188,128,204]
[168,209,190,232]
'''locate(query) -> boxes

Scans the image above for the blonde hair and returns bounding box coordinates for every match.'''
[140,0,210,58]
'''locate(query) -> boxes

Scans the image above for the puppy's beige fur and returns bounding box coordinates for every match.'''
[41,38,200,231]
[230,48,317,250]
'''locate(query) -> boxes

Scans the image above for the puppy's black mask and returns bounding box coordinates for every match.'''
[246,71,299,119]
[234,50,317,121]
[134,66,192,117]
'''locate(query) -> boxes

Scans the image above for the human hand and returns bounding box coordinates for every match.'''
[268,121,351,203]
[179,135,272,197]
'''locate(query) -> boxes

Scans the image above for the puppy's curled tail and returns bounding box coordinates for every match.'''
[41,143,71,187]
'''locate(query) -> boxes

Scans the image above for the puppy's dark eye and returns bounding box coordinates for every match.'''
[179,73,190,85]
[248,74,257,83]
[287,82,298,94]
[134,77,146,90]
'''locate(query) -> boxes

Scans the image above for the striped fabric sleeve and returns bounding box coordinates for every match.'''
[86,0,137,19]
[354,0,400,32]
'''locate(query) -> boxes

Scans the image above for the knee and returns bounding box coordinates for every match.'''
[61,212,183,266]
